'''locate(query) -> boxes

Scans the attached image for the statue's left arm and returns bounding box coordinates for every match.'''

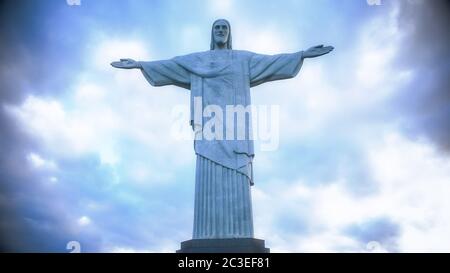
[249,45,333,87]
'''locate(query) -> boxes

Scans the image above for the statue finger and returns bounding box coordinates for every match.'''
[111,61,124,68]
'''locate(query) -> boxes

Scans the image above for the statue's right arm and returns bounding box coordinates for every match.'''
[111,57,191,89]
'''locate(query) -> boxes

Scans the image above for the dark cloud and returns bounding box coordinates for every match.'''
[0,111,42,251]
[0,0,102,105]
[344,217,400,252]
[1,0,448,253]
[0,123,193,252]
[393,0,450,152]
[0,142,191,252]
[256,135,378,197]
[0,131,104,252]
[0,1,103,251]
[0,0,186,253]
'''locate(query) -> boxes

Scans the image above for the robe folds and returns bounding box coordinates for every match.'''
[140,50,303,238]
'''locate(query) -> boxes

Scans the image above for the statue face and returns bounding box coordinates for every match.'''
[212,20,230,47]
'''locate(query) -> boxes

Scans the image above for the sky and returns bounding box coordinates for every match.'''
[0,0,449,252]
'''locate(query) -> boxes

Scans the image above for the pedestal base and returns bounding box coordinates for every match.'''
[176,238,270,253]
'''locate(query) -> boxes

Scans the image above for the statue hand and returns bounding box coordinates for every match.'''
[110,58,141,69]
[303,45,334,58]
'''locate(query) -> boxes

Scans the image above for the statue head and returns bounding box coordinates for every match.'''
[210,19,232,50]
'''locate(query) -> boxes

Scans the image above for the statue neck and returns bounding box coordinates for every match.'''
[213,43,228,50]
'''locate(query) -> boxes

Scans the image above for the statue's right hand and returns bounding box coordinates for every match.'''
[111,58,140,69]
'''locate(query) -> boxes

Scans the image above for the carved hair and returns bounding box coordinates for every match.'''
[210,19,232,50]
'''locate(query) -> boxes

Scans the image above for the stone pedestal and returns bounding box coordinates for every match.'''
[176,238,270,253]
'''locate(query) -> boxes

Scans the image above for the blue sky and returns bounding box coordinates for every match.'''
[0,0,449,252]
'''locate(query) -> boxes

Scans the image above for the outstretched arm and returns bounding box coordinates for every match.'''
[249,45,333,87]
[249,51,303,87]
[302,45,334,59]
[111,58,191,89]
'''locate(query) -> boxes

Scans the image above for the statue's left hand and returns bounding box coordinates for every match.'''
[303,45,334,58]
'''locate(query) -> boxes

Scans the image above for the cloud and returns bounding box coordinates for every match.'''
[393,0,450,152]
[250,1,411,190]
[253,132,450,252]
[4,36,194,167]
[345,217,400,251]
[91,39,152,72]
[1,0,449,253]
[250,2,450,253]
[27,152,57,170]
[207,0,235,18]
[1,32,195,252]
[77,216,92,226]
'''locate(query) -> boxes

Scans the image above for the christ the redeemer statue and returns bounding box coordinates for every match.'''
[112,19,333,252]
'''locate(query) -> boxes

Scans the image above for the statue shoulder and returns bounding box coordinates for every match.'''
[173,51,207,60]
[172,51,210,67]
[232,50,255,59]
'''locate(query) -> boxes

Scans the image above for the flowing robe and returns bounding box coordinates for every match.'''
[140,49,303,238]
